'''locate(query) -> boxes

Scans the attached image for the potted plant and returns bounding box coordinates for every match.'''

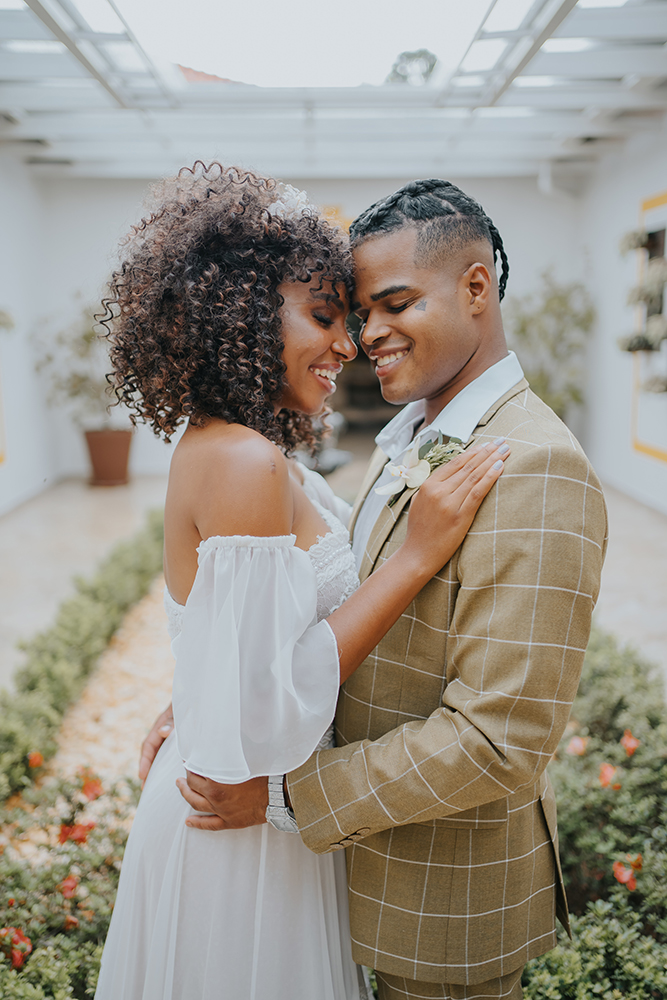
[503,272,595,422]
[35,307,132,485]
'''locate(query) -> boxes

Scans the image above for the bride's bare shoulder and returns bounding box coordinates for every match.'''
[169,421,292,538]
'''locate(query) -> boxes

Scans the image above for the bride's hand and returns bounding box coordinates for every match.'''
[139,704,174,786]
[402,438,510,576]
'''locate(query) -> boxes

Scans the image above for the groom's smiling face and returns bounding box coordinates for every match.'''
[350,225,502,420]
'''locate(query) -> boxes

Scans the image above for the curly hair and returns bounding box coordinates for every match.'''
[99,162,353,450]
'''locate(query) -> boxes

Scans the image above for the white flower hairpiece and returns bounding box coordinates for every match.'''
[266,183,315,221]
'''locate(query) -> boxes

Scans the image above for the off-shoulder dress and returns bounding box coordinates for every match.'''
[95,467,369,1000]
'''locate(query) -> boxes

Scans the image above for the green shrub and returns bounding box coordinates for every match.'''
[0,774,138,999]
[523,899,667,999]
[0,510,163,803]
[522,627,667,997]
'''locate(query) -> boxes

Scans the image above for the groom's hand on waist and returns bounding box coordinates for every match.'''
[176,772,269,830]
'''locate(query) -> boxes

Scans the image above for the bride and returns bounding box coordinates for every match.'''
[94,163,509,1000]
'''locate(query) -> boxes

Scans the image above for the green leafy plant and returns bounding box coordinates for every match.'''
[0,510,164,803]
[35,308,124,429]
[0,773,139,998]
[504,273,595,419]
[522,628,667,997]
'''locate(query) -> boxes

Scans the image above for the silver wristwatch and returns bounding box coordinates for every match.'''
[265,774,299,833]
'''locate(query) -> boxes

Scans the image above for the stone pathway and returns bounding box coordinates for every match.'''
[50,575,173,783]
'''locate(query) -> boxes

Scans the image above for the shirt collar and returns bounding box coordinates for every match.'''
[374,351,524,461]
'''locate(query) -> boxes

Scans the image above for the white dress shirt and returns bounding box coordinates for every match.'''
[351,351,525,570]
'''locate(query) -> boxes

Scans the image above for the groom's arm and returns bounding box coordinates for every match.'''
[287,442,608,854]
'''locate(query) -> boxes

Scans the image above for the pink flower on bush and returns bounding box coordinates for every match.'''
[58,822,95,845]
[620,729,640,756]
[599,763,620,789]
[27,751,44,768]
[78,767,103,802]
[0,926,33,969]
[612,856,642,891]
[58,874,79,899]
[566,736,588,756]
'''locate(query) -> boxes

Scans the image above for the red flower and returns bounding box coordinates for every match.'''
[613,860,637,891]
[7,899,14,908]
[58,822,95,845]
[620,729,640,757]
[58,874,79,899]
[566,736,588,756]
[628,853,643,872]
[64,914,79,930]
[0,926,33,969]
[78,767,103,802]
[27,751,44,769]
[599,763,618,788]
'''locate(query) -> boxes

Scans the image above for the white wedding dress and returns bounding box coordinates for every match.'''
[95,468,370,1000]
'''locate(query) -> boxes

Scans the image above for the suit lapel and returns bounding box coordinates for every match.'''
[358,484,417,583]
[355,378,530,583]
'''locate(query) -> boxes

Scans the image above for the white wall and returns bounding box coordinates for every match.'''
[580,128,667,516]
[36,177,181,479]
[290,175,584,296]
[5,154,666,516]
[0,152,55,515]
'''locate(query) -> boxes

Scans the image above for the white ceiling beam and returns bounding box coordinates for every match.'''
[0,51,89,79]
[0,9,52,40]
[5,108,644,140]
[0,82,116,110]
[554,4,667,41]
[479,0,581,106]
[22,134,612,162]
[21,0,128,107]
[527,46,667,79]
[499,85,667,110]
[24,156,549,181]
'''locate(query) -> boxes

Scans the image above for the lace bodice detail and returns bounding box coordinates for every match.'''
[164,495,358,640]
[308,502,359,622]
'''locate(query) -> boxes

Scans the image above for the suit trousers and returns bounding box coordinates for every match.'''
[375,966,524,1000]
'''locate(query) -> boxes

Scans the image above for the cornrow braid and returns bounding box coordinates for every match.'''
[350,178,509,301]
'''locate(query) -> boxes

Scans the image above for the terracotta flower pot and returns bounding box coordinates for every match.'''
[84,429,132,486]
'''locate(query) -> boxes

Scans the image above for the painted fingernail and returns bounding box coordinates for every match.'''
[497,443,510,455]
[493,436,506,445]
[493,460,504,470]
[159,725,172,734]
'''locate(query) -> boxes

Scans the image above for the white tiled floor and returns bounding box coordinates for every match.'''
[0,475,168,691]
[1,451,665,695]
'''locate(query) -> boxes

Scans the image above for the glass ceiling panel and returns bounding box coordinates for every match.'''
[105,0,494,88]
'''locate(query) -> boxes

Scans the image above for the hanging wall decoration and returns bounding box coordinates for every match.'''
[619,192,667,464]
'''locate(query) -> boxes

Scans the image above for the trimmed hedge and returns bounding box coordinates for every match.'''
[0,510,164,802]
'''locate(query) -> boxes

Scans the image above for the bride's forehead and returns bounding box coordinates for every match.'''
[280,279,348,309]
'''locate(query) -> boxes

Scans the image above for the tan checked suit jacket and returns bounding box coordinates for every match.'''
[288,381,608,985]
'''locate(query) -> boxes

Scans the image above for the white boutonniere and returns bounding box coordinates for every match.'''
[375,433,465,508]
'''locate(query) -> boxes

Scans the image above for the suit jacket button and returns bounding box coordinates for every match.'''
[357,828,371,836]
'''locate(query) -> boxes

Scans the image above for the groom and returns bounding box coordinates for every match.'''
[148,180,608,999]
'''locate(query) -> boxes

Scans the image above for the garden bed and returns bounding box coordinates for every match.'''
[1,523,666,997]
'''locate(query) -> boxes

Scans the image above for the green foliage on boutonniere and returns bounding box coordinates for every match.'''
[375,433,466,508]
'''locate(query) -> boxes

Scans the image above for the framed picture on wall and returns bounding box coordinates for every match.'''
[632,192,667,464]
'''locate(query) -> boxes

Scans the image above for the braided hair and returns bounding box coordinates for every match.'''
[349,178,509,301]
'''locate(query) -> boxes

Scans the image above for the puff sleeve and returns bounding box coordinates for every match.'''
[172,534,339,783]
